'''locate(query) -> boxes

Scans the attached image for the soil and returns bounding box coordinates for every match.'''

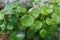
[0,33,7,40]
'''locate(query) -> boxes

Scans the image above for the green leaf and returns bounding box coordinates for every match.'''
[0,23,6,31]
[50,0,60,3]
[20,15,34,26]
[0,11,4,20]
[41,6,53,15]
[48,4,54,9]
[29,0,34,2]
[39,29,47,38]
[46,18,52,25]
[12,9,19,16]
[51,13,60,24]
[27,2,33,7]
[27,0,34,7]
[46,17,58,25]
[8,32,17,40]
[47,8,53,14]
[46,25,57,36]
[3,1,20,14]
[8,15,18,24]
[9,1,20,8]
[45,4,54,14]
[54,5,60,13]
[16,6,26,13]
[40,4,55,16]
[34,0,41,5]
[26,28,37,40]
[18,24,27,30]
[15,31,25,40]
[40,6,48,15]
[31,21,42,30]
[0,14,4,20]
[3,5,12,14]
[8,31,25,40]
[0,20,3,25]
[33,35,40,40]
[28,8,40,18]
[26,21,42,39]
[7,24,13,30]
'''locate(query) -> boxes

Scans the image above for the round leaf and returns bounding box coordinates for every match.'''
[7,24,13,30]
[31,21,42,30]
[28,8,40,18]
[20,15,34,26]
[46,18,52,25]
[39,29,47,38]
[40,6,48,15]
